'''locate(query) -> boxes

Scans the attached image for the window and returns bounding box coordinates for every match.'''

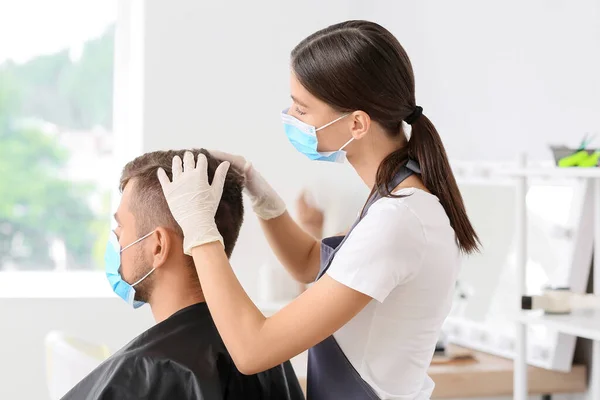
[0,0,117,272]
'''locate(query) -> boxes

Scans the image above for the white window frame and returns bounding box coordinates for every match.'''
[0,0,145,297]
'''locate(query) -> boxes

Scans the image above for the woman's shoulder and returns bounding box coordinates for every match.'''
[371,188,448,227]
[365,188,438,223]
[349,191,429,247]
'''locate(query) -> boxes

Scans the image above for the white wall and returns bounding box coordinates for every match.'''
[4,1,599,399]
[0,297,153,399]
[352,0,600,162]
[138,0,600,301]
[139,0,368,299]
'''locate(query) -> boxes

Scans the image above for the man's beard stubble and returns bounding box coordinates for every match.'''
[132,248,155,303]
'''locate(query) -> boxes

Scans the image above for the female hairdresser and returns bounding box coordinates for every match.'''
[158,20,479,400]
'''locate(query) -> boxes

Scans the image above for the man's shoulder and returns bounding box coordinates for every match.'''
[62,352,199,400]
[60,353,137,400]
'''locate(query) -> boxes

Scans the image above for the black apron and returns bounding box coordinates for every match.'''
[307,159,421,400]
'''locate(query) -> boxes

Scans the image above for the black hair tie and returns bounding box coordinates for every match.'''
[404,106,423,125]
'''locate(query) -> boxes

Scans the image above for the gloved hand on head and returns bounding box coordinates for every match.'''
[209,150,287,220]
[157,151,230,255]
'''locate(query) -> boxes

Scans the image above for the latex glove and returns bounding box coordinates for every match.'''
[157,151,230,255]
[209,150,286,220]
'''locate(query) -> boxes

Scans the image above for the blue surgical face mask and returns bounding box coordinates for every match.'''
[281,108,353,163]
[105,230,156,309]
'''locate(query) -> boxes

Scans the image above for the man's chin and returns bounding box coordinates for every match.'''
[134,294,149,304]
[132,275,154,304]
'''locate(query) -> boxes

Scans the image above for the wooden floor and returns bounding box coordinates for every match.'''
[430,348,586,398]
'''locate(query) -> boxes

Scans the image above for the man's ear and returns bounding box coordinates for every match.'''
[150,227,171,269]
[349,110,371,140]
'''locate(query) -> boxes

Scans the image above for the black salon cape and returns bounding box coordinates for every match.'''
[61,303,305,400]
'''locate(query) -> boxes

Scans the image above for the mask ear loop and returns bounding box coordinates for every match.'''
[120,230,156,253]
[120,229,158,287]
[316,113,353,152]
[131,267,157,287]
[315,113,350,131]
[338,137,354,151]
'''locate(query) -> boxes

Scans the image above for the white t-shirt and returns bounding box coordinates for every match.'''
[326,188,461,400]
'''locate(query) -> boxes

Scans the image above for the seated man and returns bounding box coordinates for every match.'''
[63,149,304,400]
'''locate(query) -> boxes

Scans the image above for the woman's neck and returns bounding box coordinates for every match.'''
[346,128,404,189]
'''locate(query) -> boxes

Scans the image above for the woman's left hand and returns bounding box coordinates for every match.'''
[157,151,230,255]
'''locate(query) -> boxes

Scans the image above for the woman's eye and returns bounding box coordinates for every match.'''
[295,106,306,116]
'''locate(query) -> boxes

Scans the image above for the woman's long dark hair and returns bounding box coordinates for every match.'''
[291,20,479,254]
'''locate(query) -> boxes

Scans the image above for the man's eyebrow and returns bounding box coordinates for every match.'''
[291,95,309,108]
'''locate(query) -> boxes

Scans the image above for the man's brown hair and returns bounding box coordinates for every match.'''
[120,149,244,258]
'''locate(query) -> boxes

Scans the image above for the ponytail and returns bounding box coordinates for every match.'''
[373,114,480,254]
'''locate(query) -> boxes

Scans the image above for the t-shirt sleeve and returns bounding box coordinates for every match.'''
[326,199,427,302]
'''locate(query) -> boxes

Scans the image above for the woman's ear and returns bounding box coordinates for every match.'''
[350,110,371,140]
[150,227,171,269]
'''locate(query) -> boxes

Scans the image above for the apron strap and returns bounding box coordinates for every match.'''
[361,158,421,219]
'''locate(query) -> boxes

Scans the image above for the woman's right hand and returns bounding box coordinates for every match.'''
[209,150,286,220]
[211,150,320,284]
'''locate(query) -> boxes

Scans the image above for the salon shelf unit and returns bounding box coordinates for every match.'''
[518,310,600,341]
[502,159,600,400]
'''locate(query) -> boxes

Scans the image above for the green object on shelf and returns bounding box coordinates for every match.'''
[558,150,590,167]
[578,151,600,167]
[557,133,600,168]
